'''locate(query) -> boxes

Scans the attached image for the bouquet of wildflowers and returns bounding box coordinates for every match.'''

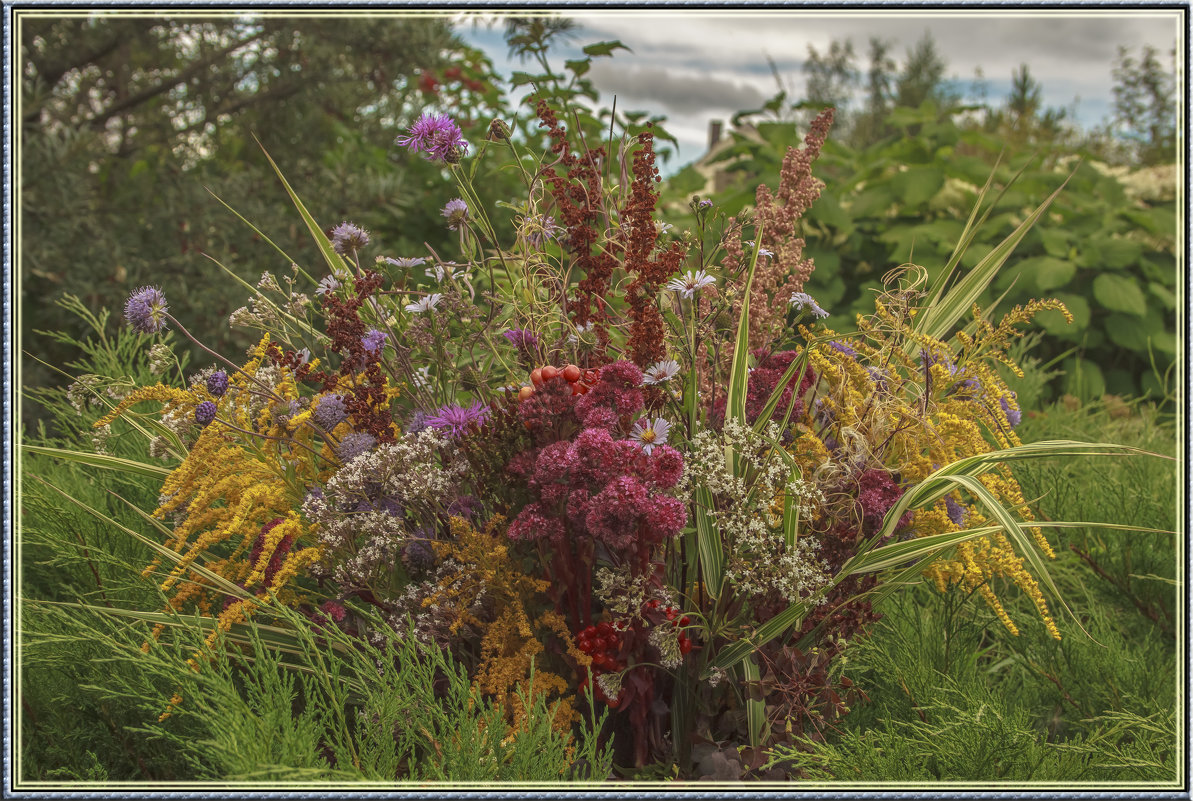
[59,72,1158,781]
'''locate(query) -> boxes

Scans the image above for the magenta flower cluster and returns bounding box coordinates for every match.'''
[506,361,685,552]
[395,112,469,163]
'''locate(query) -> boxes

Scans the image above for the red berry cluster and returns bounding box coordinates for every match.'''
[518,363,598,401]
[646,599,694,655]
[576,621,626,704]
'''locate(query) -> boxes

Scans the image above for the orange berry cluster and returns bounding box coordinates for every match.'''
[517,363,597,401]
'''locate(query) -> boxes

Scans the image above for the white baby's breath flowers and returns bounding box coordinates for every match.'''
[405,293,443,314]
[666,269,717,299]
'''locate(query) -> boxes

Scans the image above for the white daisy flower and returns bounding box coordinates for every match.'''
[665,269,717,299]
[629,417,672,455]
[383,256,427,269]
[643,360,681,385]
[426,262,465,283]
[789,291,829,319]
[405,293,443,314]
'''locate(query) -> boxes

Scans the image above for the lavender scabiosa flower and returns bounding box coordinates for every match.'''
[194,401,217,427]
[361,328,388,356]
[523,215,562,248]
[405,410,432,436]
[395,112,469,163]
[313,393,348,430]
[643,360,681,386]
[425,401,489,437]
[698,199,713,210]
[789,292,828,319]
[665,269,717,300]
[206,371,229,397]
[330,222,369,256]
[440,198,469,231]
[946,496,966,526]
[337,431,376,462]
[123,286,169,334]
[629,417,672,455]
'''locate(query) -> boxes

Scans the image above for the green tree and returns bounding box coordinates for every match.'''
[894,33,951,109]
[803,39,859,115]
[1110,44,1177,165]
[19,13,503,426]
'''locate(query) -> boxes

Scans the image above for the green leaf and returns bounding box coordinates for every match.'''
[1080,236,1144,270]
[892,165,945,207]
[20,444,172,480]
[509,71,538,88]
[1014,256,1076,292]
[582,40,631,58]
[564,58,591,78]
[1092,274,1148,316]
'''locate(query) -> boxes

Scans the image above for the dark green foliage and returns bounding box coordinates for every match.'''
[766,400,1177,783]
[663,106,1177,402]
[19,15,504,428]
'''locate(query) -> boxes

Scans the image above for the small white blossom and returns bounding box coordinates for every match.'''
[643,359,681,385]
[629,417,672,455]
[405,293,443,314]
[426,262,465,283]
[383,256,427,269]
[666,269,717,300]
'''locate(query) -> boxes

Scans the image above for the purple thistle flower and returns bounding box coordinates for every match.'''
[206,371,229,397]
[313,393,347,430]
[337,432,376,462]
[502,328,539,350]
[440,198,469,231]
[195,401,217,427]
[395,112,469,163]
[330,222,370,256]
[123,286,169,334]
[425,401,489,437]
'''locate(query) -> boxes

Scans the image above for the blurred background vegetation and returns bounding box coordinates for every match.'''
[19,14,1179,419]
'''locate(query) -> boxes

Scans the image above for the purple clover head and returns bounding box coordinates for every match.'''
[440,198,469,231]
[194,401,217,427]
[395,112,469,163]
[206,371,229,397]
[337,431,376,462]
[425,401,489,437]
[123,286,169,334]
[313,393,347,430]
[330,222,370,256]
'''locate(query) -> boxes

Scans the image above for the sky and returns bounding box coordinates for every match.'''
[455,9,1183,173]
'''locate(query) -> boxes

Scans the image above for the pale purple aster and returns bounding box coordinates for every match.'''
[316,275,341,296]
[361,328,388,355]
[337,432,376,462]
[425,401,489,437]
[629,417,672,455]
[665,269,717,300]
[330,222,369,256]
[643,360,681,386]
[405,294,442,314]
[395,112,469,163]
[441,198,469,231]
[313,393,347,430]
[194,401,217,427]
[426,262,465,282]
[383,256,427,269]
[206,371,229,397]
[123,286,169,334]
[502,328,539,349]
[789,292,828,318]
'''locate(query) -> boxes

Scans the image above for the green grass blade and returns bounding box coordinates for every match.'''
[20,444,172,480]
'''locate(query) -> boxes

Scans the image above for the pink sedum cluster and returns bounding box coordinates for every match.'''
[506,361,686,552]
